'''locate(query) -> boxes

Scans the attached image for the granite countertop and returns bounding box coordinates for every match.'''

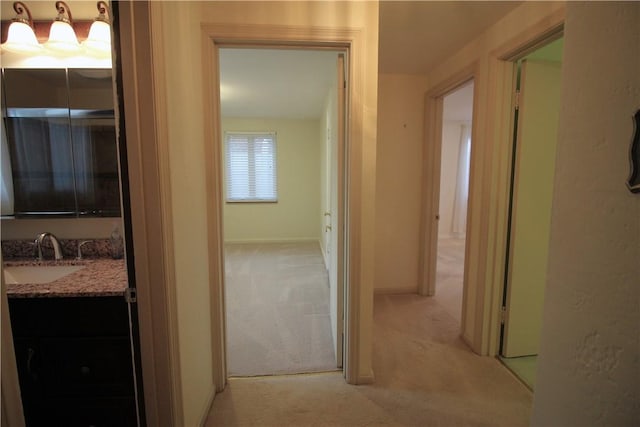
[4,258,128,298]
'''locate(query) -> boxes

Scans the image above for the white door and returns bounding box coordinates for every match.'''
[328,54,345,367]
[502,59,562,357]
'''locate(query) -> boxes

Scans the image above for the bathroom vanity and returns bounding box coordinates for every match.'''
[5,259,137,426]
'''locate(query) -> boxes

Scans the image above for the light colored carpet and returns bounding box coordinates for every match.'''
[225,242,336,376]
[206,293,532,426]
[435,237,466,323]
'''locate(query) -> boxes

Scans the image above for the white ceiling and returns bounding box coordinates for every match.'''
[219,48,338,119]
[218,2,522,118]
[379,1,522,74]
[2,1,521,119]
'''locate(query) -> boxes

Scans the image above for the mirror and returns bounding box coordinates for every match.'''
[1,68,121,217]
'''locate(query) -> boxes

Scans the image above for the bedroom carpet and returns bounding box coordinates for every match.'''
[435,237,466,323]
[224,242,337,377]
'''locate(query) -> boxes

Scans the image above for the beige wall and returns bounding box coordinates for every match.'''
[375,73,429,293]
[148,1,378,421]
[222,118,321,243]
[532,2,640,424]
[151,3,214,425]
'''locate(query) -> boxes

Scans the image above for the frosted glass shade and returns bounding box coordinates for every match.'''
[1,21,42,53]
[82,20,111,56]
[45,20,80,52]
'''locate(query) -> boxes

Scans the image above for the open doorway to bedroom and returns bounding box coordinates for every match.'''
[435,81,474,324]
[219,48,345,377]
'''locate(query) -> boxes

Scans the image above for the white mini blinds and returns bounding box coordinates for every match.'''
[224,132,278,202]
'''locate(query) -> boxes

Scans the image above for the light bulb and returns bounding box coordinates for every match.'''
[82,20,111,57]
[1,2,43,54]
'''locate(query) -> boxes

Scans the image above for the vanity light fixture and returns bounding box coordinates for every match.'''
[1,2,43,53]
[82,1,111,57]
[44,1,81,53]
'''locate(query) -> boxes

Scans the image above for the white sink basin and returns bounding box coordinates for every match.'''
[3,265,85,285]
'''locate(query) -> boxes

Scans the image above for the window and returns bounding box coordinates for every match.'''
[225,132,277,202]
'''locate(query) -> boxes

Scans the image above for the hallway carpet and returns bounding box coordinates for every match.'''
[435,236,466,323]
[225,242,336,376]
[205,293,532,426]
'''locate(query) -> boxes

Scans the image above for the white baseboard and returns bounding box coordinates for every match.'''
[357,369,375,385]
[438,232,466,240]
[198,387,217,427]
[321,244,329,270]
[223,238,320,245]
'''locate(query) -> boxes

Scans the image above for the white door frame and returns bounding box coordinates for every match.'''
[418,63,479,345]
[1,256,26,427]
[419,14,565,356]
[218,47,347,372]
[200,23,370,389]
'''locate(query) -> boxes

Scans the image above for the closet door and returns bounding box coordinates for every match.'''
[502,60,562,357]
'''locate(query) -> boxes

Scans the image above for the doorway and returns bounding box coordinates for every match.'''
[0,8,146,423]
[218,48,346,377]
[435,81,474,324]
[499,37,564,389]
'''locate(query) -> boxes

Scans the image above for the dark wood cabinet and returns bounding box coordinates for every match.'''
[8,297,137,427]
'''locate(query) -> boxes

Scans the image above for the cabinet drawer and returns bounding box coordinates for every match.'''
[9,297,128,338]
[40,337,135,398]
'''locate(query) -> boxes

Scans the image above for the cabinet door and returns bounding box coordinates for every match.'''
[47,397,137,427]
[3,69,68,110]
[68,69,114,111]
[2,68,121,217]
[12,339,43,411]
[71,118,121,216]
[68,69,121,217]
[3,69,77,216]
[40,337,135,398]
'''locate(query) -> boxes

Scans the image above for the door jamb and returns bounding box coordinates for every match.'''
[419,64,478,298]
[418,64,478,354]
[419,11,565,356]
[483,24,567,357]
[1,255,25,427]
[200,23,369,388]
[494,29,565,358]
[117,2,184,425]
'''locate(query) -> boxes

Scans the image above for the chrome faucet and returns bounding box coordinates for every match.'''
[35,232,63,261]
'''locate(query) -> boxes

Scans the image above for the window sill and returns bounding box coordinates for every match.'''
[225,200,278,204]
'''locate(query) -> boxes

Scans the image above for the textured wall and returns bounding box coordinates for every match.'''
[532,2,640,425]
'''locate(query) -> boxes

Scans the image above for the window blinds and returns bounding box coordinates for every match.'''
[225,132,277,202]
